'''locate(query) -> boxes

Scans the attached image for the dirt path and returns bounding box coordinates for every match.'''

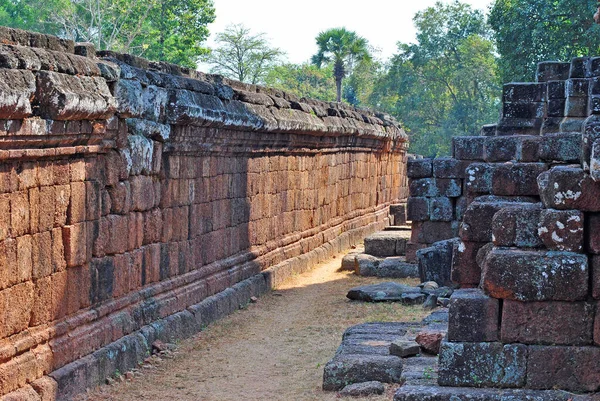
[83,250,429,401]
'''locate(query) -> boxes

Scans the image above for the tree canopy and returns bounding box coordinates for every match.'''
[312,28,372,102]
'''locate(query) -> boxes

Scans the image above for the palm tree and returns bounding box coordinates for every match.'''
[312,28,371,103]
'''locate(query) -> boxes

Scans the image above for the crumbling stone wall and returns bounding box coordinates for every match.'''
[0,27,408,400]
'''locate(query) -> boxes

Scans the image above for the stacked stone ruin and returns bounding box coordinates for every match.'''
[396,57,600,399]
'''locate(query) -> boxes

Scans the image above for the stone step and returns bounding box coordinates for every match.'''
[394,385,591,401]
[354,254,419,279]
[384,225,412,231]
[364,231,411,257]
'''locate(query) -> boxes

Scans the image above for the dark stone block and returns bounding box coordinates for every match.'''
[481,248,588,301]
[503,83,546,102]
[451,241,486,286]
[565,96,589,117]
[547,80,566,99]
[394,385,578,401]
[593,255,600,298]
[496,117,542,136]
[590,57,600,78]
[536,62,571,83]
[547,99,566,117]
[538,209,584,252]
[582,115,600,168]
[501,301,594,345]
[491,162,548,196]
[438,341,527,388]
[560,116,585,132]
[90,256,115,305]
[322,354,403,391]
[565,79,590,97]
[410,178,436,197]
[588,214,600,254]
[433,157,468,179]
[484,137,518,162]
[407,197,429,222]
[461,199,535,243]
[435,178,462,198]
[347,282,421,302]
[540,132,581,162]
[465,163,492,194]
[430,197,453,222]
[538,166,600,211]
[364,231,408,257]
[411,221,459,244]
[408,158,433,179]
[527,346,600,392]
[448,289,499,342]
[503,102,545,119]
[492,204,543,248]
[390,203,408,225]
[591,95,600,115]
[453,136,485,161]
[570,57,591,78]
[417,239,459,286]
[480,124,496,136]
[541,117,562,134]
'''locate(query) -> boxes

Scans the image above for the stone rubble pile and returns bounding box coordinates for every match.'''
[396,57,600,399]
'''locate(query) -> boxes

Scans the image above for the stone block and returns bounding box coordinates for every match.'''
[62,223,87,267]
[538,209,584,252]
[592,139,600,181]
[461,199,534,243]
[438,341,527,388]
[492,204,543,248]
[322,354,403,391]
[0,69,35,119]
[35,71,116,120]
[389,340,420,358]
[451,241,486,286]
[593,255,600,299]
[390,204,407,225]
[364,231,407,257]
[453,136,485,161]
[501,300,594,345]
[429,197,453,222]
[503,102,545,119]
[411,221,459,245]
[540,132,581,162]
[496,117,542,136]
[89,257,114,305]
[480,124,497,136]
[0,282,34,339]
[410,178,435,197]
[407,197,429,222]
[407,158,432,179]
[570,57,591,78]
[547,80,566,99]
[406,241,427,263]
[11,191,30,237]
[130,175,155,212]
[527,346,600,392]
[393,385,577,401]
[503,83,546,102]
[432,157,468,178]
[491,163,547,196]
[417,239,459,286]
[536,61,571,82]
[355,255,418,279]
[538,166,600,211]
[448,289,499,343]
[435,179,462,198]
[481,248,588,301]
[565,96,589,117]
[464,163,492,194]
[547,98,566,117]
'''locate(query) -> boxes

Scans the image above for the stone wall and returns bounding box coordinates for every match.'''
[0,27,409,400]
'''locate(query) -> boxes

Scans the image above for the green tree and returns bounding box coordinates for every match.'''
[265,63,337,101]
[489,0,600,82]
[312,27,372,102]
[206,24,285,84]
[369,1,500,157]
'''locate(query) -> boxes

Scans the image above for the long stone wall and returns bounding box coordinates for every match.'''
[0,27,409,400]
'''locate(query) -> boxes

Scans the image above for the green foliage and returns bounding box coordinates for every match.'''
[489,0,600,82]
[0,0,215,68]
[265,63,337,102]
[312,27,372,102]
[343,57,383,107]
[206,24,285,84]
[369,1,500,157]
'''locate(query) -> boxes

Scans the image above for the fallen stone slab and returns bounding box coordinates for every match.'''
[416,331,445,355]
[346,282,421,302]
[339,381,385,397]
[364,231,410,257]
[342,322,415,338]
[322,354,403,391]
[394,385,585,401]
[354,254,419,279]
[401,356,439,387]
[390,340,420,358]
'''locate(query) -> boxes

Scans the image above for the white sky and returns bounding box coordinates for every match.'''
[200,0,493,71]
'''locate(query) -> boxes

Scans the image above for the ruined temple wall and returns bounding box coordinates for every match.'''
[0,27,408,399]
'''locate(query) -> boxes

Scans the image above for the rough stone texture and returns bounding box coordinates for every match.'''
[364,231,409,257]
[448,289,499,343]
[394,385,582,401]
[537,209,584,252]
[540,132,581,162]
[355,254,418,279]
[322,354,403,391]
[527,346,600,392]
[339,381,385,397]
[416,332,445,355]
[438,342,528,388]
[461,199,535,243]
[417,239,459,287]
[346,282,421,302]
[538,166,600,211]
[408,158,433,179]
[481,248,588,301]
[491,204,543,248]
[451,241,486,286]
[501,301,594,345]
[390,340,421,358]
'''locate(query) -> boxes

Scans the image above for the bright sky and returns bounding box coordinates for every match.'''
[201,0,493,70]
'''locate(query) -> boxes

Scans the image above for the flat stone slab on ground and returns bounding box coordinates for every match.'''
[322,354,403,391]
[364,231,411,257]
[355,254,419,278]
[339,381,385,397]
[390,340,421,357]
[346,282,421,302]
[394,385,593,401]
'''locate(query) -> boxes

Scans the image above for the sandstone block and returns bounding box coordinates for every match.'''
[412,221,458,245]
[0,69,35,119]
[538,166,600,211]
[407,197,429,222]
[461,199,534,243]
[536,61,571,82]
[453,136,485,160]
[417,239,458,286]
[481,248,588,301]
[538,209,584,252]
[438,341,527,388]
[501,300,594,345]
[451,241,486,286]
[540,132,581,162]
[432,157,468,179]
[492,203,543,248]
[491,163,547,196]
[407,158,432,179]
[503,83,546,102]
[429,197,453,222]
[322,354,403,391]
[62,223,87,267]
[464,163,492,194]
[448,289,499,343]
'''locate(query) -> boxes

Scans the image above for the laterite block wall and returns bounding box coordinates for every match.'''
[0,27,408,400]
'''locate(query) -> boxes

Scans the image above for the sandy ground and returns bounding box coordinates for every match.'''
[82,250,429,401]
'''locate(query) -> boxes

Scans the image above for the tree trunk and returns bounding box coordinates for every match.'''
[334,61,345,103]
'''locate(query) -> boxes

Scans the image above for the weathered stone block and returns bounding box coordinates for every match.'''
[547,80,566,99]
[407,197,429,222]
[491,163,547,196]
[540,132,581,162]
[464,163,492,194]
[501,301,594,345]
[435,179,462,198]
[448,289,499,342]
[565,96,589,117]
[503,102,545,119]
[417,239,459,286]
[538,209,584,252]
[410,178,435,197]
[527,346,600,392]
[0,69,35,119]
[35,71,116,120]
[492,204,543,248]
[461,199,534,243]
[538,166,600,211]
[451,241,486,286]
[432,157,468,179]
[390,204,407,225]
[429,197,453,222]
[481,248,588,301]
[536,62,571,82]
[364,231,407,257]
[496,117,543,136]
[453,136,485,161]
[503,83,546,102]
[593,255,600,299]
[322,354,403,391]
[407,158,432,179]
[438,341,527,388]
[412,221,459,245]
[394,385,578,401]
[547,98,566,117]
[570,57,591,78]
[389,340,420,358]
